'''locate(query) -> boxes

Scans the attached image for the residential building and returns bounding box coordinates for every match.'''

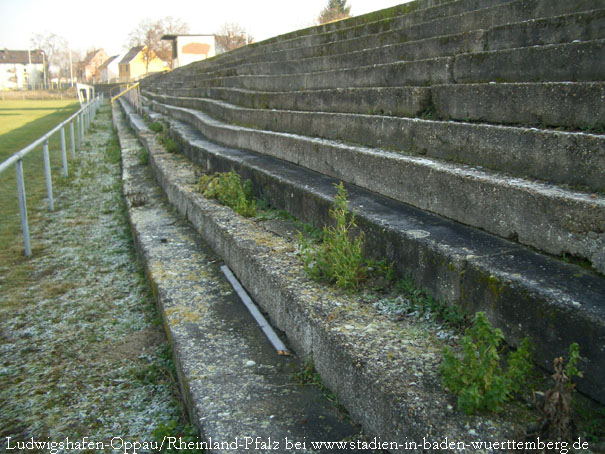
[0,49,45,90]
[118,46,168,82]
[96,54,123,83]
[77,49,109,83]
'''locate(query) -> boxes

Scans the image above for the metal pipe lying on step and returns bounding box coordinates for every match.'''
[220,265,290,356]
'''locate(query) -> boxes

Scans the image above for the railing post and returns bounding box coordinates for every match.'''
[79,113,84,146]
[70,120,76,159]
[60,126,68,177]
[42,140,54,211]
[15,159,31,257]
[76,115,81,148]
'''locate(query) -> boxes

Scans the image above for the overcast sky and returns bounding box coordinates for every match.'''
[0,0,412,57]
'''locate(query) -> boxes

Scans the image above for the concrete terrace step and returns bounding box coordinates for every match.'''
[161,10,604,82]
[185,0,513,73]
[115,98,531,450]
[114,103,383,454]
[162,40,605,93]
[159,0,603,81]
[148,99,605,274]
[119,97,605,406]
[146,86,433,120]
[145,81,605,131]
[143,87,605,178]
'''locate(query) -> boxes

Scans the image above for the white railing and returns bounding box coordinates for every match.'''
[0,94,104,257]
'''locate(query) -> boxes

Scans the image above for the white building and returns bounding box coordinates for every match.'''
[161,34,218,69]
[0,49,45,90]
[96,54,124,83]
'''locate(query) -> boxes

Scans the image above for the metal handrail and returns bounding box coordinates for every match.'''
[110,82,139,106]
[0,94,104,257]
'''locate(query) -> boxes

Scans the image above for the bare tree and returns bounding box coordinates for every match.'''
[214,22,254,53]
[317,0,351,24]
[30,32,64,81]
[127,17,189,70]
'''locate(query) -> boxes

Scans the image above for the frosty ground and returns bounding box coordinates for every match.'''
[0,101,195,450]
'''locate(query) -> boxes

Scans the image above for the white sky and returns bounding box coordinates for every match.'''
[0,0,412,57]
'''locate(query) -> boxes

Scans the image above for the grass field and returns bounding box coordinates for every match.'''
[0,102,199,447]
[0,99,80,257]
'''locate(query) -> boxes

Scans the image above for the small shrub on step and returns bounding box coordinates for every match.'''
[440,311,533,415]
[197,170,257,218]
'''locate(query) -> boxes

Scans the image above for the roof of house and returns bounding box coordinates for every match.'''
[120,46,144,64]
[97,54,119,72]
[82,48,107,65]
[0,49,44,65]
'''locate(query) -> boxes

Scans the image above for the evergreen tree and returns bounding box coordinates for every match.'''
[318,0,352,24]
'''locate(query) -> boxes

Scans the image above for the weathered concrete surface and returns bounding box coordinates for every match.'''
[185,0,600,74]
[146,79,605,131]
[132,0,605,410]
[193,57,454,91]
[152,110,605,405]
[453,40,605,83]
[152,86,432,118]
[400,0,604,45]
[432,82,605,129]
[153,40,604,92]
[149,2,603,84]
[151,101,605,274]
[145,90,605,191]
[162,11,603,82]
[115,99,542,448]
[114,104,380,453]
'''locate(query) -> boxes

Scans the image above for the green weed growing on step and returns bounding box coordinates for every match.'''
[298,182,367,291]
[197,170,257,217]
[293,358,323,387]
[159,133,179,153]
[440,311,533,415]
[137,148,149,165]
[149,121,164,133]
[147,120,179,153]
[152,420,204,454]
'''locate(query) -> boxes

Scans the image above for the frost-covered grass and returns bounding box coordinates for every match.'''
[0,102,188,449]
[0,99,80,252]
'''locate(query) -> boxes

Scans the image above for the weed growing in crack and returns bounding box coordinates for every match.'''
[147,120,178,153]
[440,311,533,415]
[137,148,149,165]
[197,170,257,217]
[159,134,179,154]
[292,358,347,416]
[152,420,204,453]
[298,182,367,291]
[149,121,164,133]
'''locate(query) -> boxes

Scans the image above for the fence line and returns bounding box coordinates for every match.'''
[0,94,104,257]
